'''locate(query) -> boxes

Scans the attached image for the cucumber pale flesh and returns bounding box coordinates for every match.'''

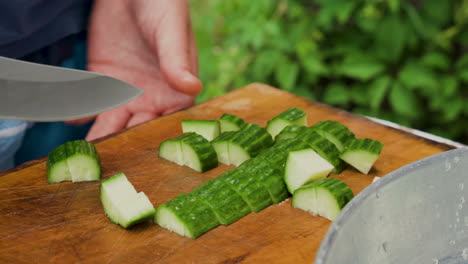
[340,138,383,174]
[292,178,354,221]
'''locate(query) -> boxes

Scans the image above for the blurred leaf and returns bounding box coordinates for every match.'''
[322,82,350,105]
[422,0,452,26]
[403,3,438,40]
[275,60,299,91]
[398,62,437,91]
[421,52,450,71]
[369,76,392,110]
[388,0,400,13]
[456,55,468,71]
[389,82,421,119]
[338,63,384,81]
[440,76,459,97]
[444,97,464,121]
[375,15,406,62]
[252,50,283,79]
[458,69,468,83]
[350,83,369,106]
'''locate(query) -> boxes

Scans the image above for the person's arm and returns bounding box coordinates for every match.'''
[68,0,202,140]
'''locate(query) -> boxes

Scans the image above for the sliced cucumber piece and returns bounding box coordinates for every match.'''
[339,138,383,174]
[211,131,236,165]
[192,179,251,225]
[155,193,219,239]
[266,108,307,139]
[218,169,272,212]
[300,129,346,173]
[159,137,184,165]
[219,113,245,133]
[181,120,220,141]
[275,125,307,143]
[181,133,218,172]
[47,140,101,183]
[240,159,289,203]
[292,178,354,221]
[101,173,155,228]
[257,138,309,172]
[213,124,273,166]
[284,148,334,193]
[311,120,355,152]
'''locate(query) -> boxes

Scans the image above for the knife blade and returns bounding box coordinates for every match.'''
[0,56,143,121]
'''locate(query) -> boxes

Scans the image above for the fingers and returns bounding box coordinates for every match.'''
[188,24,199,77]
[139,0,202,96]
[85,107,131,141]
[126,112,158,128]
[65,116,96,126]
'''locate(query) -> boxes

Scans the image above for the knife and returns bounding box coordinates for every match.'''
[0,56,143,121]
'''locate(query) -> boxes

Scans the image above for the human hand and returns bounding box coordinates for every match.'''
[67,0,202,141]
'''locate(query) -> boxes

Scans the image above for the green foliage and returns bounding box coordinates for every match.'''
[191,0,468,144]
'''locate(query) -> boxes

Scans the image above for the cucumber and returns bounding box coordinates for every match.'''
[47,140,101,183]
[100,173,155,228]
[219,113,245,133]
[275,125,307,143]
[211,131,236,165]
[181,133,218,172]
[181,120,220,141]
[159,137,184,165]
[240,159,289,203]
[191,179,251,225]
[339,138,383,174]
[284,148,334,193]
[292,178,354,221]
[266,108,307,139]
[299,129,346,173]
[160,133,218,172]
[155,193,220,239]
[212,124,273,166]
[257,138,309,172]
[310,120,355,152]
[218,169,273,212]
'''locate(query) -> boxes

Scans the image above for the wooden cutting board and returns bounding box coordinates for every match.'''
[0,83,453,263]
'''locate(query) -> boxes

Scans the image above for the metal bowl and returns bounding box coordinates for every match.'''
[315,148,468,264]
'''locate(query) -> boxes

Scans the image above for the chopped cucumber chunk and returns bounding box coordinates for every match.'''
[340,138,383,174]
[101,173,155,228]
[219,169,272,212]
[192,179,251,225]
[275,125,307,143]
[47,140,101,183]
[266,108,307,139]
[155,193,219,239]
[285,148,334,193]
[300,129,346,173]
[219,113,245,133]
[160,133,218,172]
[311,120,355,152]
[292,178,354,221]
[212,123,273,166]
[181,120,220,141]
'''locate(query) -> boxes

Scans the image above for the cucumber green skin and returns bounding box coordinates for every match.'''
[191,179,251,225]
[234,123,273,157]
[256,138,310,172]
[157,193,220,239]
[47,140,101,183]
[311,121,355,152]
[299,129,346,173]
[293,178,354,210]
[181,133,218,172]
[271,108,306,122]
[219,114,245,132]
[342,138,383,155]
[218,169,273,213]
[275,125,307,143]
[240,159,289,203]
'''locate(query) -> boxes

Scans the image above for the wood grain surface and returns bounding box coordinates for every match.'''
[0,83,453,263]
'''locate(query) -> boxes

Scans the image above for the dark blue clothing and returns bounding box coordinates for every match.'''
[0,0,92,58]
[0,1,93,168]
